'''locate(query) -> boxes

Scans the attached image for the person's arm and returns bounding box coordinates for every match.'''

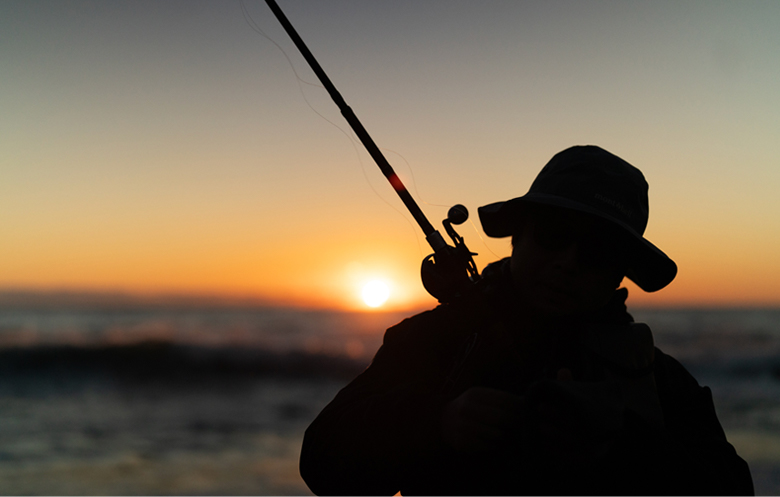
[299,309,458,496]
[556,350,753,495]
[609,350,754,495]
[515,350,753,495]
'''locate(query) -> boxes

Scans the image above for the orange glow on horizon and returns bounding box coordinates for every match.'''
[3,222,780,311]
[1,1,779,314]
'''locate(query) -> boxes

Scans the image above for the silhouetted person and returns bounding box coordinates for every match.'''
[300,146,754,495]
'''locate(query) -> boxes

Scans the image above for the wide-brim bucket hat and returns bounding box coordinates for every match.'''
[478,145,677,292]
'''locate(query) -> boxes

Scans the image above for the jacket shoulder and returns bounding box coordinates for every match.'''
[381,304,476,351]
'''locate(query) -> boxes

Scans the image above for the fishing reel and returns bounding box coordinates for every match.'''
[421,204,480,303]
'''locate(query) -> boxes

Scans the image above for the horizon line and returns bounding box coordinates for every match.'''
[0,288,778,312]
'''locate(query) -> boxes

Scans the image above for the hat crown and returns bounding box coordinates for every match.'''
[477,145,678,292]
[530,146,649,235]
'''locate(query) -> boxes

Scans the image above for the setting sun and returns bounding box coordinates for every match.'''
[361,280,391,308]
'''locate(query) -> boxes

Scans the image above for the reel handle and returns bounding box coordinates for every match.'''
[421,205,480,303]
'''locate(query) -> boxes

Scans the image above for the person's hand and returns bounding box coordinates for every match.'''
[525,368,625,463]
[440,386,525,452]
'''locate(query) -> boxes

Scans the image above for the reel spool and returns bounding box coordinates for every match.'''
[421,204,480,303]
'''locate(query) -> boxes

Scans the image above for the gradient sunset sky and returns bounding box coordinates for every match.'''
[2,0,779,311]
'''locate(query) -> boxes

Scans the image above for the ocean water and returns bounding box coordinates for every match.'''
[0,305,778,494]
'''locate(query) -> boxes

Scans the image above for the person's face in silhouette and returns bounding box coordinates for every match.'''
[510,204,630,317]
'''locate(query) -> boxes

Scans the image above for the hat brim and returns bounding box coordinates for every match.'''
[478,194,677,292]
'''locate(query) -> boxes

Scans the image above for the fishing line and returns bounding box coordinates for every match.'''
[240,0,320,89]
[468,218,502,259]
[241,0,425,257]
[380,148,501,260]
[380,148,448,210]
[262,0,482,302]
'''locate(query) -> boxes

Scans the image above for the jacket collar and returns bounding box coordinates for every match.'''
[480,257,634,326]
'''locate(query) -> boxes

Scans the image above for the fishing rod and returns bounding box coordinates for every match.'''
[264,0,479,303]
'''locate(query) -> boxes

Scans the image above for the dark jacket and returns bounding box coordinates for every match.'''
[300,259,753,495]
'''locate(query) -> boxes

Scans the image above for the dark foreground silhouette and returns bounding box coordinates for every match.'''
[300,146,754,495]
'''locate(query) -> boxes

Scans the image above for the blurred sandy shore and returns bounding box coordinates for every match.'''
[0,370,345,495]
[0,435,310,495]
[2,306,780,494]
